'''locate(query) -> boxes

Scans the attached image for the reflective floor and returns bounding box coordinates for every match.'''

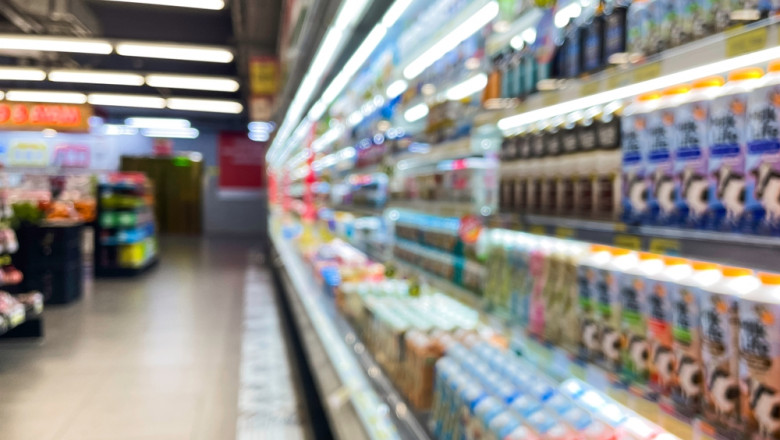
[0,236,309,440]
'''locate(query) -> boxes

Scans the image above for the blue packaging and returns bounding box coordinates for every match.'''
[622,93,661,224]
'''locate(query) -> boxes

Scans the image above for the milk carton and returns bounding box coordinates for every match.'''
[577,244,613,361]
[746,61,780,234]
[708,68,764,231]
[622,93,662,224]
[700,267,761,437]
[647,86,690,225]
[674,77,724,228]
[599,248,638,373]
[739,272,780,440]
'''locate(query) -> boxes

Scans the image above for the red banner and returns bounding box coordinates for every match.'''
[218,131,266,193]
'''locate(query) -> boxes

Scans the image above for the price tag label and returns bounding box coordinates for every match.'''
[529,225,547,236]
[633,62,661,83]
[580,80,602,97]
[614,234,642,250]
[555,227,576,239]
[726,26,768,57]
[649,238,681,255]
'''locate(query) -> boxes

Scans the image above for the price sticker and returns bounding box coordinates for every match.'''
[614,234,642,250]
[529,225,547,236]
[633,62,661,83]
[555,227,576,239]
[726,26,767,57]
[649,238,681,255]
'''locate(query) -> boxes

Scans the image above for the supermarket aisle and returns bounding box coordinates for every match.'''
[0,237,310,440]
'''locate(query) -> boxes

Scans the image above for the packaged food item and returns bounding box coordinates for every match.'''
[486,411,523,440]
[647,85,690,225]
[674,77,724,228]
[600,248,638,373]
[469,395,506,440]
[620,253,665,385]
[739,272,780,440]
[622,92,662,224]
[746,61,780,234]
[529,239,554,338]
[646,257,693,396]
[700,266,761,436]
[578,244,614,361]
[670,261,722,419]
[655,0,680,50]
[627,0,653,55]
[708,68,764,231]
[509,234,534,326]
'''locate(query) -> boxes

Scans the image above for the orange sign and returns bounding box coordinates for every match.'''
[0,102,92,132]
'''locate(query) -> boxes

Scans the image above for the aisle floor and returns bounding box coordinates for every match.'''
[0,237,310,440]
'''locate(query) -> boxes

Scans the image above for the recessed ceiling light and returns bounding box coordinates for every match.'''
[142,127,200,139]
[166,97,243,114]
[87,94,166,109]
[5,90,87,104]
[0,35,112,54]
[49,70,145,86]
[116,42,234,63]
[125,117,191,129]
[0,67,46,81]
[145,74,239,92]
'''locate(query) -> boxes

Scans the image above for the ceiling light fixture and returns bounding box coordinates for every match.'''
[5,90,87,104]
[403,0,499,80]
[145,74,240,92]
[99,124,138,136]
[0,35,112,54]
[166,97,243,114]
[381,0,413,28]
[0,67,46,81]
[101,0,224,10]
[142,127,200,139]
[115,42,234,63]
[49,70,145,86]
[126,117,191,129]
[88,94,166,108]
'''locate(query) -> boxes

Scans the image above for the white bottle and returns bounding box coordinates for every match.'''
[622,92,662,224]
[700,266,761,435]
[708,68,764,231]
[674,77,724,228]
[620,252,665,384]
[599,248,639,372]
[646,257,693,396]
[670,261,722,418]
[738,272,780,438]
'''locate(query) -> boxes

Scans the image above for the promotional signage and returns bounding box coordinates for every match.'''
[218,131,266,196]
[0,102,92,133]
[248,56,279,121]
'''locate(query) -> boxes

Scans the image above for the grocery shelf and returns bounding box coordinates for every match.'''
[387,200,476,218]
[270,231,430,440]
[489,213,780,272]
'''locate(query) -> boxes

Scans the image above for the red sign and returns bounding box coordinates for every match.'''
[218,131,266,192]
[0,102,92,132]
[153,139,174,156]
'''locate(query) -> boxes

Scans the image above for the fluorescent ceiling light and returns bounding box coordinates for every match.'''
[498,43,780,132]
[145,74,239,92]
[0,67,46,81]
[386,79,408,99]
[446,74,488,100]
[5,90,86,104]
[116,42,234,63]
[100,124,138,136]
[404,103,429,122]
[88,93,166,108]
[126,117,190,129]
[142,127,200,139]
[49,70,145,86]
[403,1,499,80]
[101,0,224,10]
[0,35,112,54]
[381,0,413,27]
[166,97,243,114]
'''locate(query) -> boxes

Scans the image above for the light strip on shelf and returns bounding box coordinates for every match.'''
[145,74,240,92]
[403,0,499,80]
[498,44,780,132]
[386,79,408,99]
[404,103,429,122]
[446,73,488,100]
[88,93,166,108]
[49,70,145,86]
[0,67,46,81]
[0,35,113,54]
[381,0,413,27]
[5,90,87,104]
[142,127,200,139]
[115,42,234,63]
[126,117,191,129]
[166,97,243,113]
[312,125,344,152]
[101,0,224,9]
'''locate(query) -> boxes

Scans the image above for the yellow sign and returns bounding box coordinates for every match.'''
[633,62,661,83]
[614,234,642,250]
[726,26,767,57]
[555,227,575,239]
[7,140,48,167]
[529,225,547,236]
[649,238,681,255]
[249,57,279,96]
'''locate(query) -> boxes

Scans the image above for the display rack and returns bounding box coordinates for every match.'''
[94,176,159,277]
[270,228,429,440]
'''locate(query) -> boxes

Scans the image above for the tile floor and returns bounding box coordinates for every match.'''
[0,236,309,440]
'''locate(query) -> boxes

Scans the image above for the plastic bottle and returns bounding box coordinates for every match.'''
[577,244,614,361]
[647,85,691,226]
[529,238,554,338]
[627,0,652,56]
[620,252,665,384]
[700,266,760,436]
[669,261,722,419]
[674,77,724,228]
[581,0,606,74]
[746,61,780,234]
[646,257,693,396]
[738,272,780,438]
[561,241,590,353]
[708,68,764,231]
[622,92,662,224]
[599,248,639,373]
[603,0,628,65]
